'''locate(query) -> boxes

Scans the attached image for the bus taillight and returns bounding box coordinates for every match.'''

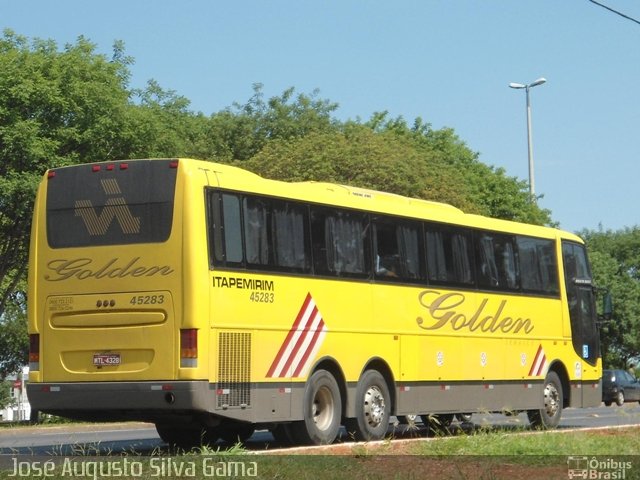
[29,334,40,371]
[180,329,198,368]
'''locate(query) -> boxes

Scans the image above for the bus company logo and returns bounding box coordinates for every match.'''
[44,257,174,282]
[74,178,141,236]
[266,293,328,378]
[416,290,534,335]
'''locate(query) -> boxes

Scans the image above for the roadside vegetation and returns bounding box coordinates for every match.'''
[168,426,640,479]
[3,426,637,479]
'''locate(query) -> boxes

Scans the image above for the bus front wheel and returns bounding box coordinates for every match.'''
[289,369,342,445]
[527,371,563,429]
[346,369,391,441]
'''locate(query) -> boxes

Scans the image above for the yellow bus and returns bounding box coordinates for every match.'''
[27,158,603,446]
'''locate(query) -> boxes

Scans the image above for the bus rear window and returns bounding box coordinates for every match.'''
[46,159,178,248]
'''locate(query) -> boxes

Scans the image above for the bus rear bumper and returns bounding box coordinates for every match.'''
[26,380,216,423]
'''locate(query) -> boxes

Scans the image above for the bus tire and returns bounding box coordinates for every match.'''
[289,369,342,445]
[270,423,296,445]
[155,423,205,450]
[527,371,563,429]
[218,421,255,444]
[426,413,454,435]
[346,369,391,441]
[456,412,473,423]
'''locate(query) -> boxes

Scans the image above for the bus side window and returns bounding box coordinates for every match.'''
[221,194,243,264]
[517,237,559,295]
[270,200,310,272]
[242,195,311,273]
[476,232,519,291]
[311,208,370,278]
[425,225,474,286]
[243,197,269,266]
[373,219,423,282]
[208,191,243,266]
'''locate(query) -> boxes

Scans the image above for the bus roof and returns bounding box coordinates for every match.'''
[63,158,582,244]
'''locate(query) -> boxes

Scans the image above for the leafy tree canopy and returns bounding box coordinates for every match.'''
[0,381,15,411]
[243,125,473,210]
[0,288,27,380]
[0,30,137,318]
[581,227,640,369]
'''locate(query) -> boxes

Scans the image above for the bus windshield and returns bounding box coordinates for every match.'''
[46,159,177,248]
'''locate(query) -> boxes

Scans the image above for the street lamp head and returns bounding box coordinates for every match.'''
[530,77,547,88]
[509,78,547,90]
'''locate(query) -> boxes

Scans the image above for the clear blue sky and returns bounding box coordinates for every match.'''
[3,0,640,234]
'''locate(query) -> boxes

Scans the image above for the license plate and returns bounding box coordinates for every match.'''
[93,353,121,366]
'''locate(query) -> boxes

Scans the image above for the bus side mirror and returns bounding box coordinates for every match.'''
[601,292,613,321]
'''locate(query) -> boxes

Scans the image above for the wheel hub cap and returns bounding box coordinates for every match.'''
[363,386,386,427]
[313,386,334,430]
[543,382,560,417]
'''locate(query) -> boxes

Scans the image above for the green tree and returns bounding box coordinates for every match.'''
[360,112,553,225]
[0,381,15,412]
[243,125,472,210]
[202,83,339,162]
[0,31,213,372]
[245,113,553,227]
[0,30,135,318]
[0,289,28,380]
[127,79,206,158]
[581,227,640,368]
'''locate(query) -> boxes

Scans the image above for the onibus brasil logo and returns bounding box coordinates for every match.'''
[567,456,633,479]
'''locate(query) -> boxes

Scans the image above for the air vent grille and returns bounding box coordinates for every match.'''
[217,332,251,407]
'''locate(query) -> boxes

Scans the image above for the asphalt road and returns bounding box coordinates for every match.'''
[1,403,639,456]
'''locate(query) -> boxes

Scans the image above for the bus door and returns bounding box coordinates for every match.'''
[562,241,600,403]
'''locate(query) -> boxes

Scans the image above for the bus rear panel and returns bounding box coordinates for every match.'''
[27,159,213,423]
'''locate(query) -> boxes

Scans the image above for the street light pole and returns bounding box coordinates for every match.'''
[509,77,546,200]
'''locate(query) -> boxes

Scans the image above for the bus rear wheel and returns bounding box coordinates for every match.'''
[346,370,391,441]
[270,423,296,445]
[289,369,342,445]
[218,421,255,444]
[155,423,206,450]
[527,371,563,429]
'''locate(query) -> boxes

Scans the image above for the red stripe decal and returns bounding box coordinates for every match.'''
[266,293,328,378]
[279,306,319,376]
[292,318,325,377]
[266,293,313,378]
[528,344,547,377]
